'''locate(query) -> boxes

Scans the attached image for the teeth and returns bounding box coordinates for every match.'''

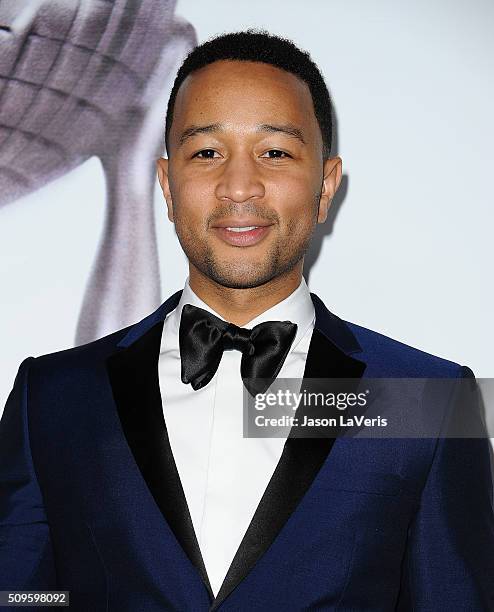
[225,226,258,232]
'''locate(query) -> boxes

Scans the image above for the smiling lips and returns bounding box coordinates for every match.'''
[211,220,274,246]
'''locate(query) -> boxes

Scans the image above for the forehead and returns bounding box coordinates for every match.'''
[171,60,318,135]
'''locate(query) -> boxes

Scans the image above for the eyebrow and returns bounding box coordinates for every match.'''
[179,123,222,145]
[257,123,306,144]
[178,122,306,146]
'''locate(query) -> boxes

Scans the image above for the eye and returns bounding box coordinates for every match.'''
[192,149,220,159]
[261,149,292,159]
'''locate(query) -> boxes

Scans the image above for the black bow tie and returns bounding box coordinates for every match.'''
[179,303,297,396]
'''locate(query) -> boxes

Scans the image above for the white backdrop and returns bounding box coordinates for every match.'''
[1,0,493,416]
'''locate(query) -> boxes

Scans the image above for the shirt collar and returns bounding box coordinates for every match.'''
[167,276,315,352]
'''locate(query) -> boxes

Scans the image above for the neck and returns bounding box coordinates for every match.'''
[188,263,304,326]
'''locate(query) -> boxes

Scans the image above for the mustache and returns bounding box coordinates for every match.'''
[208,202,279,226]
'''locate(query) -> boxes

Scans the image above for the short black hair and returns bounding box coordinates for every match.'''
[164,29,333,157]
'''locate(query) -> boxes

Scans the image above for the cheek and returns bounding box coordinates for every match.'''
[172,179,213,231]
[269,177,318,224]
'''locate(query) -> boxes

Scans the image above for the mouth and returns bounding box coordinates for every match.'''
[211,224,274,247]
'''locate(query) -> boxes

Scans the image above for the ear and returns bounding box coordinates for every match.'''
[156,157,174,222]
[317,156,342,224]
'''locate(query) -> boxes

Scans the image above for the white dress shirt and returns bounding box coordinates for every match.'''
[158,277,315,596]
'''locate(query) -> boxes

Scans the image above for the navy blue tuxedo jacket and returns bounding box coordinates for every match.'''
[1,290,493,611]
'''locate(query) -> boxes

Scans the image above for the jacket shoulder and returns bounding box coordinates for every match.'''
[29,324,132,374]
[345,320,470,378]
[29,290,183,371]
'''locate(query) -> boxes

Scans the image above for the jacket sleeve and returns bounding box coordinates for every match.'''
[0,357,57,589]
[397,367,494,610]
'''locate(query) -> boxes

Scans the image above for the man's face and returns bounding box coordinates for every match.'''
[157,59,341,289]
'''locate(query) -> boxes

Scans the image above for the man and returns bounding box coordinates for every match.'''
[1,30,493,611]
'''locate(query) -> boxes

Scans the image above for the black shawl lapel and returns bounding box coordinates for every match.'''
[212,292,367,610]
[106,292,214,601]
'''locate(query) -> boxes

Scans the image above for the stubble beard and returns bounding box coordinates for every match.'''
[175,192,321,290]
[178,216,316,290]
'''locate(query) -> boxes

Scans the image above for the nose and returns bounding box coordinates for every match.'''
[215,153,265,203]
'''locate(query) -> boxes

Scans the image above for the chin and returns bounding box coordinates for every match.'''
[211,274,273,290]
[203,264,277,290]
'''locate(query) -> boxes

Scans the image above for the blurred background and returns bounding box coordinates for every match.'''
[1,0,493,416]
